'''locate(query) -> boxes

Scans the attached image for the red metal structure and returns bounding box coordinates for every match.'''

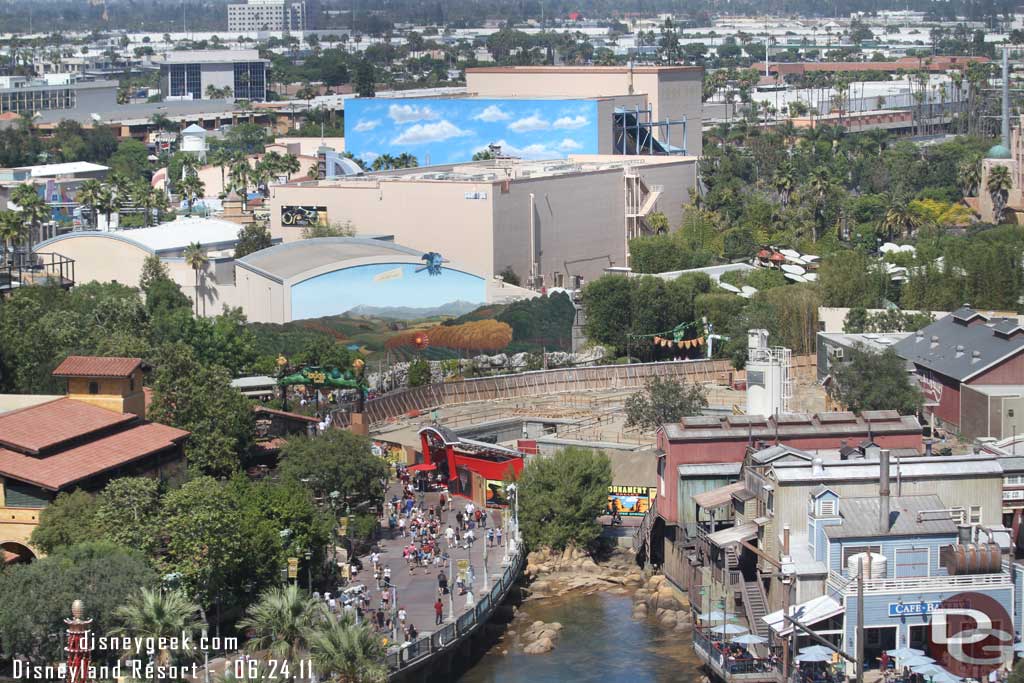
[65,599,92,683]
[418,425,525,502]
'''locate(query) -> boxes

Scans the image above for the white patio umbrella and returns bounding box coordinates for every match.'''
[796,652,832,663]
[710,623,749,635]
[901,656,936,668]
[913,664,955,678]
[887,647,925,658]
[1015,642,1024,653]
[732,633,768,645]
[800,645,835,657]
[700,610,738,622]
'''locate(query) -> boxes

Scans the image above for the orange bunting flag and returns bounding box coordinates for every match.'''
[696,336,705,346]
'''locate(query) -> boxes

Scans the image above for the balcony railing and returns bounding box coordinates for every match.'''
[693,627,782,682]
[826,569,1011,596]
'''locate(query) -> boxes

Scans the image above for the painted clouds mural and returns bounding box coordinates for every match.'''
[344,98,600,165]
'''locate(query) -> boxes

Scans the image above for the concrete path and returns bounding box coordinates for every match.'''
[356,486,509,642]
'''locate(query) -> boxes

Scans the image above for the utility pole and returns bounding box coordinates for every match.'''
[1003,47,1011,149]
[856,559,865,683]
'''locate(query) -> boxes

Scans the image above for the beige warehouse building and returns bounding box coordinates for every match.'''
[268,154,698,287]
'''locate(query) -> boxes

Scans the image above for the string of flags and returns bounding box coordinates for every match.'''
[629,320,709,349]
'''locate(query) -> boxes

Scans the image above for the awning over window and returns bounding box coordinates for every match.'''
[407,463,436,472]
[692,482,746,509]
[763,595,844,636]
[705,521,759,547]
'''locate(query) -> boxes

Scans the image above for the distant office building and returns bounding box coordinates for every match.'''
[227,0,306,32]
[0,75,117,116]
[159,50,269,102]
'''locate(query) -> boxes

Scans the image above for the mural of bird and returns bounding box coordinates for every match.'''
[417,252,448,276]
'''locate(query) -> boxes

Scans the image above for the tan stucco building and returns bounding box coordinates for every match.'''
[268,154,698,287]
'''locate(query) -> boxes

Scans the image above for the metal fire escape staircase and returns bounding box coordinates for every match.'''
[624,168,665,245]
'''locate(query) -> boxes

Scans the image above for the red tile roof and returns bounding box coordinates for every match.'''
[0,422,188,490]
[52,356,144,379]
[0,398,138,454]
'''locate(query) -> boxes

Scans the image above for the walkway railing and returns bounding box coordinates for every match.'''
[385,544,526,677]
[693,627,782,682]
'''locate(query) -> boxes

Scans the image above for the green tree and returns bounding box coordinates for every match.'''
[11,182,49,251]
[624,376,708,430]
[988,164,1013,224]
[179,172,206,214]
[108,139,151,181]
[407,357,431,387]
[0,209,26,265]
[581,275,634,355]
[516,447,611,551]
[159,477,280,613]
[0,542,158,663]
[818,250,886,308]
[497,266,521,286]
[827,347,922,415]
[112,588,205,666]
[309,617,386,683]
[183,242,208,316]
[75,179,105,229]
[355,60,375,97]
[278,430,388,507]
[29,489,102,553]
[238,585,326,666]
[234,222,273,258]
[148,342,255,476]
[94,477,163,556]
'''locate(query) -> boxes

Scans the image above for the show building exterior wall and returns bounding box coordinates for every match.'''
[268,155,697,287]
[465,66,704,156]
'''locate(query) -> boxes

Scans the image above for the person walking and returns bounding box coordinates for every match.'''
[496,527,502,547]
[398,606,407,630]
[487,527,494,547]
[438,570,448,595]
[434,598,444,625]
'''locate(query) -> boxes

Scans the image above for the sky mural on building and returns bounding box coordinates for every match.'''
[291,262,486,321]
[344,98,600,165]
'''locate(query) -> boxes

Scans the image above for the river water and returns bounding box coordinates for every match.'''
[457,591,704,683]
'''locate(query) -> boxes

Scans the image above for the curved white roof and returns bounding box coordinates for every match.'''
[236,237,428,282]
[35,217,242,255]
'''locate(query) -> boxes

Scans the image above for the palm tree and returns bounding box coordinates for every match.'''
[279,153,301,178]
[11,183,49,250]
[238,585,326,672]
[178,173,206,215]
[309,616,386,683]
[208,148,232,193]
[806,168,833,242]
[182,242,208,316]
[228,158,250,206]
[75,179,105,230]
[988,164,1013,224]
[0,210,26,266]
[879,193,923,240]
[773,162,796,207]
[94,184,120,230]
[865,128,890,157]
[113,588,204,667]
[958,159,982,197]
[395,152,418,169]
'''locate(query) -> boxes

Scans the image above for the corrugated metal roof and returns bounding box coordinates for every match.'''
[692,482,746,509]
[236,237,427,282]
[822,494,957,538]
[662,414,920,442]
[679,463,742,477]
[894,308,1024,382]
[706,522,758,547]
[772,455,1004,483]
[764,596,843,636]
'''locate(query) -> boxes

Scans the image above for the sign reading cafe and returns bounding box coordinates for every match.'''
[888,601,943,617]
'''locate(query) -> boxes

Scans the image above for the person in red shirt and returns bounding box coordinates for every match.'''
[434,598,444,625]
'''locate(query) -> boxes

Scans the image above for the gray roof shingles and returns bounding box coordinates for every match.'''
[822,494,957,538]
[893,307,1024,382]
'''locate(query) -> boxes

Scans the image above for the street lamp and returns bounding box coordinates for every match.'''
[304,550,312,591]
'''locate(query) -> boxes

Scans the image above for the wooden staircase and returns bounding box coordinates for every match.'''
[741,578,771,640]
